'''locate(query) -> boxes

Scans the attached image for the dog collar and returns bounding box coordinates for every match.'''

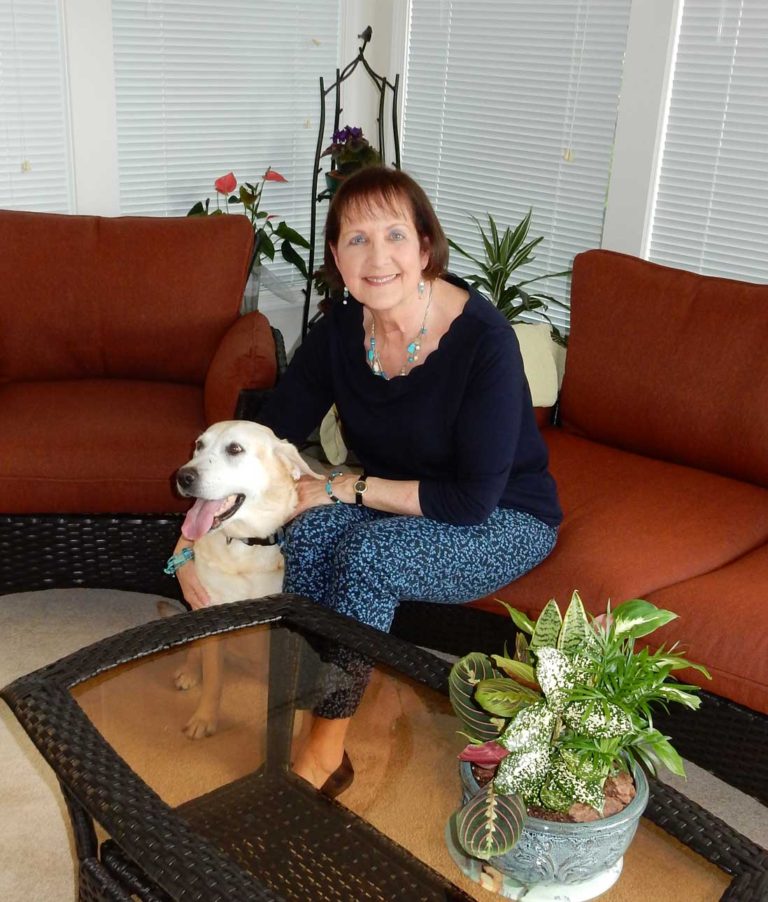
[226,527,285,547]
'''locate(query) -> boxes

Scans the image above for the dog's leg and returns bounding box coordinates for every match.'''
[183,635,225,739]
[174,643,202,690]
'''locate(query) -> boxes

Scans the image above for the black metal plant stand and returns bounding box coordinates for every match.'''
[302,26,402,339]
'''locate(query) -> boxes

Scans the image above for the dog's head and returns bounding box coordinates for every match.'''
[176,421,321,541]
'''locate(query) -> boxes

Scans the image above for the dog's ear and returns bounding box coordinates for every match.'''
[273,441,324,481]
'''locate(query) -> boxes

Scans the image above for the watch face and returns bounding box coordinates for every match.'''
[353,479,368,494]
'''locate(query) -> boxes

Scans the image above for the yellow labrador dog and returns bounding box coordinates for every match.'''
[172,420,321,738]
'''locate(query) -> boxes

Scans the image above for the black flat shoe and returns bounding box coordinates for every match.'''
[320,751,354,798]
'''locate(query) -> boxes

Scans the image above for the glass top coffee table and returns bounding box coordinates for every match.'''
[1,594,758,901]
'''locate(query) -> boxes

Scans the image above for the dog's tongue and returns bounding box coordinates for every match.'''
[181,498,223,541]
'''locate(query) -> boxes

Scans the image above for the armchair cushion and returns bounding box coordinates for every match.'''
[0,210,254,383]
[0,380,203,513]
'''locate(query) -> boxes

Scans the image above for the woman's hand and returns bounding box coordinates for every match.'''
[173,537,211,610]
[176,559,211,610]
[292,472,354,518]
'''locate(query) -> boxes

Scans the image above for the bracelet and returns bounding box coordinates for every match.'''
[325,469,344,505]
[164,547,194,576]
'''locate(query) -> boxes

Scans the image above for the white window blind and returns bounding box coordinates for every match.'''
[402,0,632,332]
[0,0,72,212]
[648,0,768,283]
[111,0,340,281]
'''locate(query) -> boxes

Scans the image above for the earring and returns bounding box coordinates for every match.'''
[342,285,349,305]
[418,278,426,297]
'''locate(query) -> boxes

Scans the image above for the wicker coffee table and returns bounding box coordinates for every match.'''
[2,595,764,901]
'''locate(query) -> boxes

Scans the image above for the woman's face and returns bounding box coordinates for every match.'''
[331,197,429,314]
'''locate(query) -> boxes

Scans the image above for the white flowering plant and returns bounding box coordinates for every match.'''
[449,592,709,860]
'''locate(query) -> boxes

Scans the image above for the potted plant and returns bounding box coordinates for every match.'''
[321,125,381,195]
[188,168,310,313]
[446,592,709,899]
[448,211,571,346]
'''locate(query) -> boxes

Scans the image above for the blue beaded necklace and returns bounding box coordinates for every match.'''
[367,281,433,379]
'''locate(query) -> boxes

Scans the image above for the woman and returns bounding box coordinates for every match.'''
[176,166,562,793]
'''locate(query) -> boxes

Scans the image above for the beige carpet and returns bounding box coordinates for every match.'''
[1,589,759,900]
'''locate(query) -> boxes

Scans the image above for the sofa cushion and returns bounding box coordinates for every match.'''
[0,380,204,513]
[560,249,768,487]
[646,546,768,715]
[0,210,253,385]
[472,428,768,618]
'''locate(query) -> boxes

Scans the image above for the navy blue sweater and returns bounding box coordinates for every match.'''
[260,280,562,528]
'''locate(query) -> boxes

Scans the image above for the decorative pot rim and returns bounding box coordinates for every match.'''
[459,759,650,835]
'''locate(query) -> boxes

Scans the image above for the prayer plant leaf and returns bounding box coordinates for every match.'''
[453,785,527,860]
[530,600,563,651]
[474,677,540,717]
[490,655,538,687]
[449,653,504,742]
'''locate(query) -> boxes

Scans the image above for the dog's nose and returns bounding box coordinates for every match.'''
[176,466,197,491]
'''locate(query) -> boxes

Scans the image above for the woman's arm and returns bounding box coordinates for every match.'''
[293,472,422,518]
[172,535,211,610]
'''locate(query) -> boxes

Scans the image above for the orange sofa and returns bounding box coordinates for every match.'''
[394,250,768,803]
[0,209,278,593]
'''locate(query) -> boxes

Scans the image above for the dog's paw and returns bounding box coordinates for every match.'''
[173,666,200,691]
[182,710,219,740]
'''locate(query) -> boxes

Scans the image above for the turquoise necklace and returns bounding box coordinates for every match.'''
[367,281,433,379]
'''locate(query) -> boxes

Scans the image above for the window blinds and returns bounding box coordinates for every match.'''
[648,0,768,283]
[401,0,632,332]
[0,0,72,212]
[111,0,340,281]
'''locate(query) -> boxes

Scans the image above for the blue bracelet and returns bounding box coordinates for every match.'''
[164,547,194,576]
[325,469,344,504]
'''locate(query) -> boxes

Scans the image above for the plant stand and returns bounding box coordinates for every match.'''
[302,25,402,339]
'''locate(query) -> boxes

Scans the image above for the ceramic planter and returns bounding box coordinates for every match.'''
[446,761,649,901]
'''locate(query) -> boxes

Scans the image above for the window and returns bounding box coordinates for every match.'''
[0,0,72,212]
[648,0,768,283]
[401,0,632,332]
[111,0,341,281]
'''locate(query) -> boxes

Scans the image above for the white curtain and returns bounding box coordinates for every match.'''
[401,0,632,332]
[111,0,341,281]
[648,0,768,283]
[0,0,73,212]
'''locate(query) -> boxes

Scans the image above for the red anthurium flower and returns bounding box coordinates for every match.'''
[263,168,287,183]
[458,740,509,767]
[214,172,237,194]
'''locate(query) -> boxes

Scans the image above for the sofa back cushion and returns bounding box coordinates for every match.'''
[0,210,253,384]
[560,249,768,487]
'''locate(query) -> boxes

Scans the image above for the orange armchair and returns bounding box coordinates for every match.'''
[0,209,279,593]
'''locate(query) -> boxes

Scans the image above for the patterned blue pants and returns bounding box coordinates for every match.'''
[283,505,557,717]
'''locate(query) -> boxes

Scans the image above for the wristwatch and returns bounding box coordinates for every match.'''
[353,475,368,506]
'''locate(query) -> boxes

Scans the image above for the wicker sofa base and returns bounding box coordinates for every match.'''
[0,513,184,601]
[390,600,768,807]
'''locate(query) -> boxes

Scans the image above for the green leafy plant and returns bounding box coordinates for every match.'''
[188,169,309,280]
[448,210,571,345]
[449,592,709,861]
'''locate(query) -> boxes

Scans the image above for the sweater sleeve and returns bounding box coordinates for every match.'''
[257,317,335,444]
[418,327,527,525]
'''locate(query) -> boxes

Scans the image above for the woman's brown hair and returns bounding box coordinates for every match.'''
[323,166,449,290]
